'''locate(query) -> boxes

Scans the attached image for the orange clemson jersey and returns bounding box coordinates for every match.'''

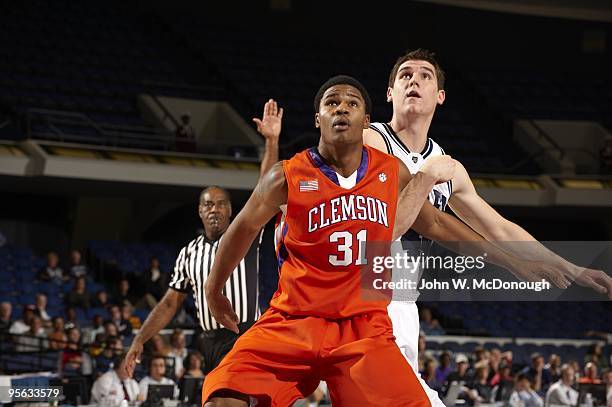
[270,145,399,318]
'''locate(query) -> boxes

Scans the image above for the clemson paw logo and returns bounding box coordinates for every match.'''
[378,172,387,183]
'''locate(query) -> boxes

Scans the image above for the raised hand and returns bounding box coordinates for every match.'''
[253,98,284,141]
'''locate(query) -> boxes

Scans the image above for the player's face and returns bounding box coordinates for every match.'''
[387,60,445,116]
[315,84,370,145]
[199,188,232,236]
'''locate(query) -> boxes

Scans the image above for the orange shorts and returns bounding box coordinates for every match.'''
[202,308,431,407]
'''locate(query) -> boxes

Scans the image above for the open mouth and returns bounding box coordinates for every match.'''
[332,118,349,130]
[407,90,421,98]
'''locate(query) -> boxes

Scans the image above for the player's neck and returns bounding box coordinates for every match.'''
[389,114,432,153]
[317,142,363,178]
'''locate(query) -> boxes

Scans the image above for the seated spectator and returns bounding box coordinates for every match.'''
[421,357,442,393]
[34,293,51,325]
[15,315,47,352]
[91,355,140,404]
[168,329,188,378]
[488,348,502,384]
[545,354,562,384]
[509,374,543,407]
[122,303,141,330]
[522,353,552,395]
[466,364,493,405]
[109,304,132,338]
[442,353,471,398]
[64,276,90,309]
[419,307,445,335]
[181,351,204,379]
[61,327,92,376]
[0,301,12,332]
[37,251,68,283]
[578,362,602,384]
[435,352,453,386]
[113,278,137,308]
[9,305,36,335]
[545,363,578,406]
[493,363,515,402]
[139,257,168,309]
[48,316,68,350]
[94,336,124,377]
[63,306,79,330]
[584,343,609,372]
[103,321,120,340]
[68,249,88,279]
[139,355,179,401]
[91,290,111,309]
[82,315,105,345]
[417,333,432,372]
[147,333,171,357]
[604,369,612,406]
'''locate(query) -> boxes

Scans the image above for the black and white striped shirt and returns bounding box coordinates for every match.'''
[168,234,260,331]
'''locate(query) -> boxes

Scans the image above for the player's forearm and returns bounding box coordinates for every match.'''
[260,138,279,180]
[205,219,261,295]
[132,295,179,346]
[393,172,437,240]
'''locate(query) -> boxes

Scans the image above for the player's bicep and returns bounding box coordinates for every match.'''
[234,162,288,231]
[363,128,389,153]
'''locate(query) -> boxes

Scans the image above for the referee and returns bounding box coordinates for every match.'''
[123,99,283,377]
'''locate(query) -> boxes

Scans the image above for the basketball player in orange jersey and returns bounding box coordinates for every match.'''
[202,75,457,406]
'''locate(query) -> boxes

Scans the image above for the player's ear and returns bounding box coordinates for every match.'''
[437,89,446,106]
[363,114,370,129]
[314,113,320,128]
[386,87,393,103]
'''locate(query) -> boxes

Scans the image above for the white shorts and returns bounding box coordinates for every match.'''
[388,301,446,407]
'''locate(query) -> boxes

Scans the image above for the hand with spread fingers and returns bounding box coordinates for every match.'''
[253,98,283,141]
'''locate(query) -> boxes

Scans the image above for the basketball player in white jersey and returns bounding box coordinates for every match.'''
[363,49,612,405]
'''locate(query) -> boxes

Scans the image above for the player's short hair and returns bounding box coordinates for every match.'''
[388,49,445,90]
[199,186,231,204]
[313,75,372,114]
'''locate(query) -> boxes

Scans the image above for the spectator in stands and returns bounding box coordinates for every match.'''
[545,354,562,383]
[168,329,188,378]
[61,327,84,371]
[435,352,453,386]
[545,363,578,407]
[421,357,442,394]
[419,307,445,335]
[113,278,137,307]
[181,351,204,379]
[0,301,12,332]
[15,315,47,352]
[417,332,430,372]
[138,256,168,309]
[104,321,120,339]
[442,353,471,397]
[584,343,609,372]
[37,251,68,284]
[600,136,612,174]
[95,336,124,377]
[509,373,543,407]
[34,293,51,325]
[9,304,36,335]
[82,314,105,345]
[604,369,612,406]
[91,289,111,309]
[48,316,67,350]
[578,361,602,384]
[175,112,196,153]
[63,306,79,330]
[68,249,88,279]
[64,276,91,309]
[522,353,552,395]
[147,333,171,357]
[466,364,493,405]
[139,355,179,401]
[493,363,515,402]
[91,355,140,404]
[122,303,141,330]
[488,348,502,383]
[109,304,132,338]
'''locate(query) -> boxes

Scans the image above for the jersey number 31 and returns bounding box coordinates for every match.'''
[329,230,367,266]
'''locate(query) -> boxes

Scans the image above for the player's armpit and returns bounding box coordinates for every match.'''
[363,127,389,153]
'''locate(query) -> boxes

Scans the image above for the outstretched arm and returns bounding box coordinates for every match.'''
[254,98,283,180]
[449,161,611,297]
[205,162,288,333]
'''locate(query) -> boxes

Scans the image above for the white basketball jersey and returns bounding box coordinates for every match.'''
[370,122,453,301]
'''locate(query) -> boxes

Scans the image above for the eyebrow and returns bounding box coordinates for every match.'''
[398,66,435,76]
[323,91,363,101]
